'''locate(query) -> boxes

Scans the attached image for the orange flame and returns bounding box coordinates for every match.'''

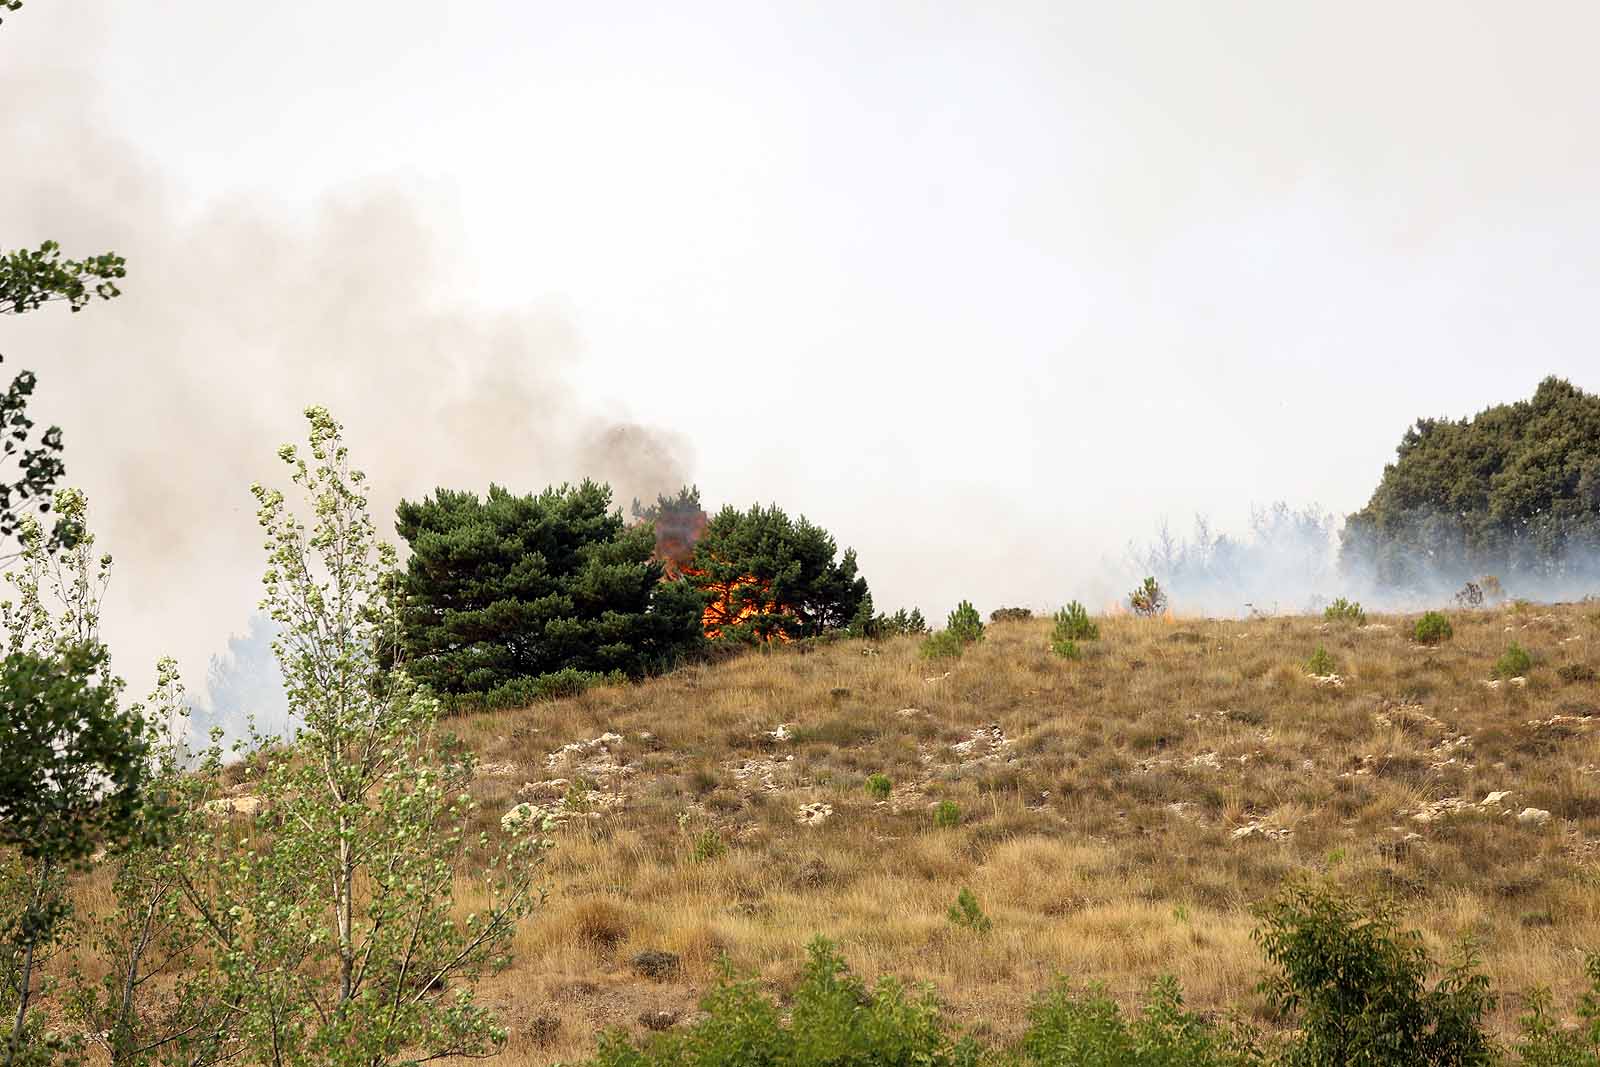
[685,566,792,642]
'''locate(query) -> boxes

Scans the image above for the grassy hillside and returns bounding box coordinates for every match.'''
[407,602,1600,1063]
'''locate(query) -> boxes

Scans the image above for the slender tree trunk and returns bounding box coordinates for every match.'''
[338,826,353,1005]
[5,860,50,1067]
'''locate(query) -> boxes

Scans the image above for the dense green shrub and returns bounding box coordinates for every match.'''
[1515,954,1600,1067]
[849,597,928,639]
[920,630,966,660]
[947,600,985,643]
[1305,647,1336,676]
[864,773,892,800]
[1052,638,1081,660]
[688,503,870,644]
[1495,643,1535,679]
[1323,598,1366,625]
[581,938,980,1067]
[1054,601,1101,641]
[1129,576,1168,617]
[1023,975,1259,1067]
[394,482,705,705]
[920,601,984,659]
[445,667,622,714]
[576,885,1600,1067]
[932,800,961,828]
[947,888,991,934]
[1343,377,1600,587]
[1414,611,1455,645]
[1254,883,1497,1067]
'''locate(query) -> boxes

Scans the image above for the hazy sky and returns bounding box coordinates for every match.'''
[4,1,1599,694]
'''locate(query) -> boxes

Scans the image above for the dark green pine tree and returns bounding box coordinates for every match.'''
[394,481,704,698]
[689,503,869,643]
[1343,376,1600,586]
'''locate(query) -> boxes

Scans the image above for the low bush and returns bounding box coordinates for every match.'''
[444,668,621,714]
[932,800,961,828]
[1129,576,1168,618]
[1306,646,1337,676]
[1494,642,1535,679]
[576,883,1600,1067]
[1051,638,1081,660]
[1054,600,1100,641]
[1558,663,1598,684]
[921,601,985,659]
[1414,611,1455,646]
[991,606,1033,623]
[947,888,992,934]
[920,630,966,660]
[864,773,892,800]
[1324,598,1366,625]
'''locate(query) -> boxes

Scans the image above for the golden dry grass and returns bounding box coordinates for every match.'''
[407,602,1600,1062]
[55,602,1600,1062]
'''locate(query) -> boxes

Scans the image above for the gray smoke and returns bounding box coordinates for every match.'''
[0,32,692,702]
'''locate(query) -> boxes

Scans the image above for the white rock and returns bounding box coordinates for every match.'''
[795,803,833,827]
[1517,807,1551,826]
[1479,790,1513,807]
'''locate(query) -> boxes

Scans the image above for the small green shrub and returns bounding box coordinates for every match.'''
[1024,974,1258,1067]
[932,800,961,829]
[1054,600,1100,640]
[444,667,622,714]
[947,600,985,643]
[864,773,892,800]
[1494,642,1534,679]
[920,630,966,660]
[947,887,992,934]
[921,600,985,659]
[1413,611,1455,645]
[1515,955,1600,1067]
[1306,646,1337,676]
[1324,598,1366,625]
[689,828,725,864]
[1129,576,1168,618]
[1051,637,1081,660]
[1254,882,1496,1067]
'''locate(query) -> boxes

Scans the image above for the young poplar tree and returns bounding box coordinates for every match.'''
[0,491,147,1067]
[222,405,549,1067]
[66,660,239,1067]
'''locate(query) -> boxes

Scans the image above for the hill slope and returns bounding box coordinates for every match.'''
[444,606,1600,1063]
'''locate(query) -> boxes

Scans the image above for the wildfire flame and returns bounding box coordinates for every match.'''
[686,567,792,642]
[634,493,792,641]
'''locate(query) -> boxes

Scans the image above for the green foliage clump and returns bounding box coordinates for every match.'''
[1414,611,1455,645]
[1054,600,1101,641]
[446,668,623,714]
[947,888,991,934]
[394,481,705,704]
[582,938,979,1067]
[848,595,928,640]
[1305,647,1337,676]
[932,800,961,829]
[920,601,984,660]
[690,828,726,864]
[1129,576,1168,617]
[1494,642,1535,679]
[688,502,869,644]
[947,600,985,642]
[1023,974,1258,1067]
[1343,376,1600,587]
[1515,955,1600,1067]
[1052,601,1099,656]
[1254,883,1497,1067]
[864,773,892,800]
[1323,598,1366,625]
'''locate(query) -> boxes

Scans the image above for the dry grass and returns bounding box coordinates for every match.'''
[60,603,1600,1061]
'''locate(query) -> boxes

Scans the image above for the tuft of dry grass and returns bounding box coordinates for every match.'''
[55,603,1600,1062]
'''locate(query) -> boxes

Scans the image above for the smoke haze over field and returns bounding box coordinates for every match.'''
[5,2,1600,702]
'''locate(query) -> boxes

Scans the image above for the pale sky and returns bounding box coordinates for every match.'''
[3,1,1599,695]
